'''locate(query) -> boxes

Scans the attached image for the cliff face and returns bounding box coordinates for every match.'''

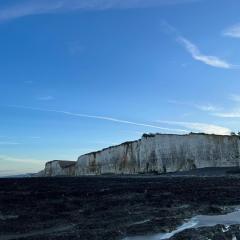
[75,133,240,175]
[44,160,76,177]
[76,141,140,175]
[41,133,240,176]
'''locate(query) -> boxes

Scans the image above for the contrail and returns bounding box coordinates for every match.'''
[6,105,188,133]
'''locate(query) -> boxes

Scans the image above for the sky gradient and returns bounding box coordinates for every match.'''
[1,0,240,176]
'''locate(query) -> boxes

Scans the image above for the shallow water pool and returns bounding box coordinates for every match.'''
[123,209,240,240]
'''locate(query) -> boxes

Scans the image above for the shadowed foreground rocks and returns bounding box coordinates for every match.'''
[1,176,240,239]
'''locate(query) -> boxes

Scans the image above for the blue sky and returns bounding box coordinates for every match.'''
[1,0,240,175]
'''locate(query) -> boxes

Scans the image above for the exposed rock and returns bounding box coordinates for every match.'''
[75,133,240,176]
[41,133,240,176]
[44,160,76,177]
[2,177,240,239]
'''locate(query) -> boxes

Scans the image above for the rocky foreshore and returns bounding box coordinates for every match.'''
[1,176,240,239]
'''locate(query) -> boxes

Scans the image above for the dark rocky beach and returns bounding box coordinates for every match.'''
[1,169,240,240]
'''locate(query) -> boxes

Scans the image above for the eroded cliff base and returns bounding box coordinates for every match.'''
[1,172,240,239]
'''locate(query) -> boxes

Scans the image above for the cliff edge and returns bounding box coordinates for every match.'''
[41,133,240,177]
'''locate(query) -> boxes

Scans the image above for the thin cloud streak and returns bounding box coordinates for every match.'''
[178,37,235,69]
[211,94,240,118]
[0,0,201,22]
[0,155,44,165]
[169,100,221,112]
[0,155,45,176]
[213,111,240,118]
[6,105,188,133]
[156,120,231,135]
[223,23,240,38]
[229,94,240,102]
[196,104,219,112]
[170,95,240,119]
[161,22,237,69]
[0,142,20,145]
[36,96,55,101]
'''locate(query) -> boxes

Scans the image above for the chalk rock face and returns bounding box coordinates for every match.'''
[76,141,140,175]
[75,133,240,175]
[44,160,76,177]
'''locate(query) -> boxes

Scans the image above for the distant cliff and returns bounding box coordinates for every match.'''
[44,160,76,177]
[42,133,240,177]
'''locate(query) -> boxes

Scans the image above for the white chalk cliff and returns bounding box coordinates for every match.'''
[42,133,240,177]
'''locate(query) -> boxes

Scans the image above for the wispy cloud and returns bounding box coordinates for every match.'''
[0,155,45,176]
[0,155,44,164]
[161,22,237,69]
[229,94,240,102]
[211,94,240,118]
[178,37,235,69]
[0,142,20,145]
[196,104,219,112]
[157,120,231,135]
[0,0,201,22]
[169,100,221,112]
[36,96,55,101]
[29,136,41,139]
[223,23,240,38]
[6,105,188,133]
[170,94,240,120]
[213,110,240,118]
[170,96,240,119]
